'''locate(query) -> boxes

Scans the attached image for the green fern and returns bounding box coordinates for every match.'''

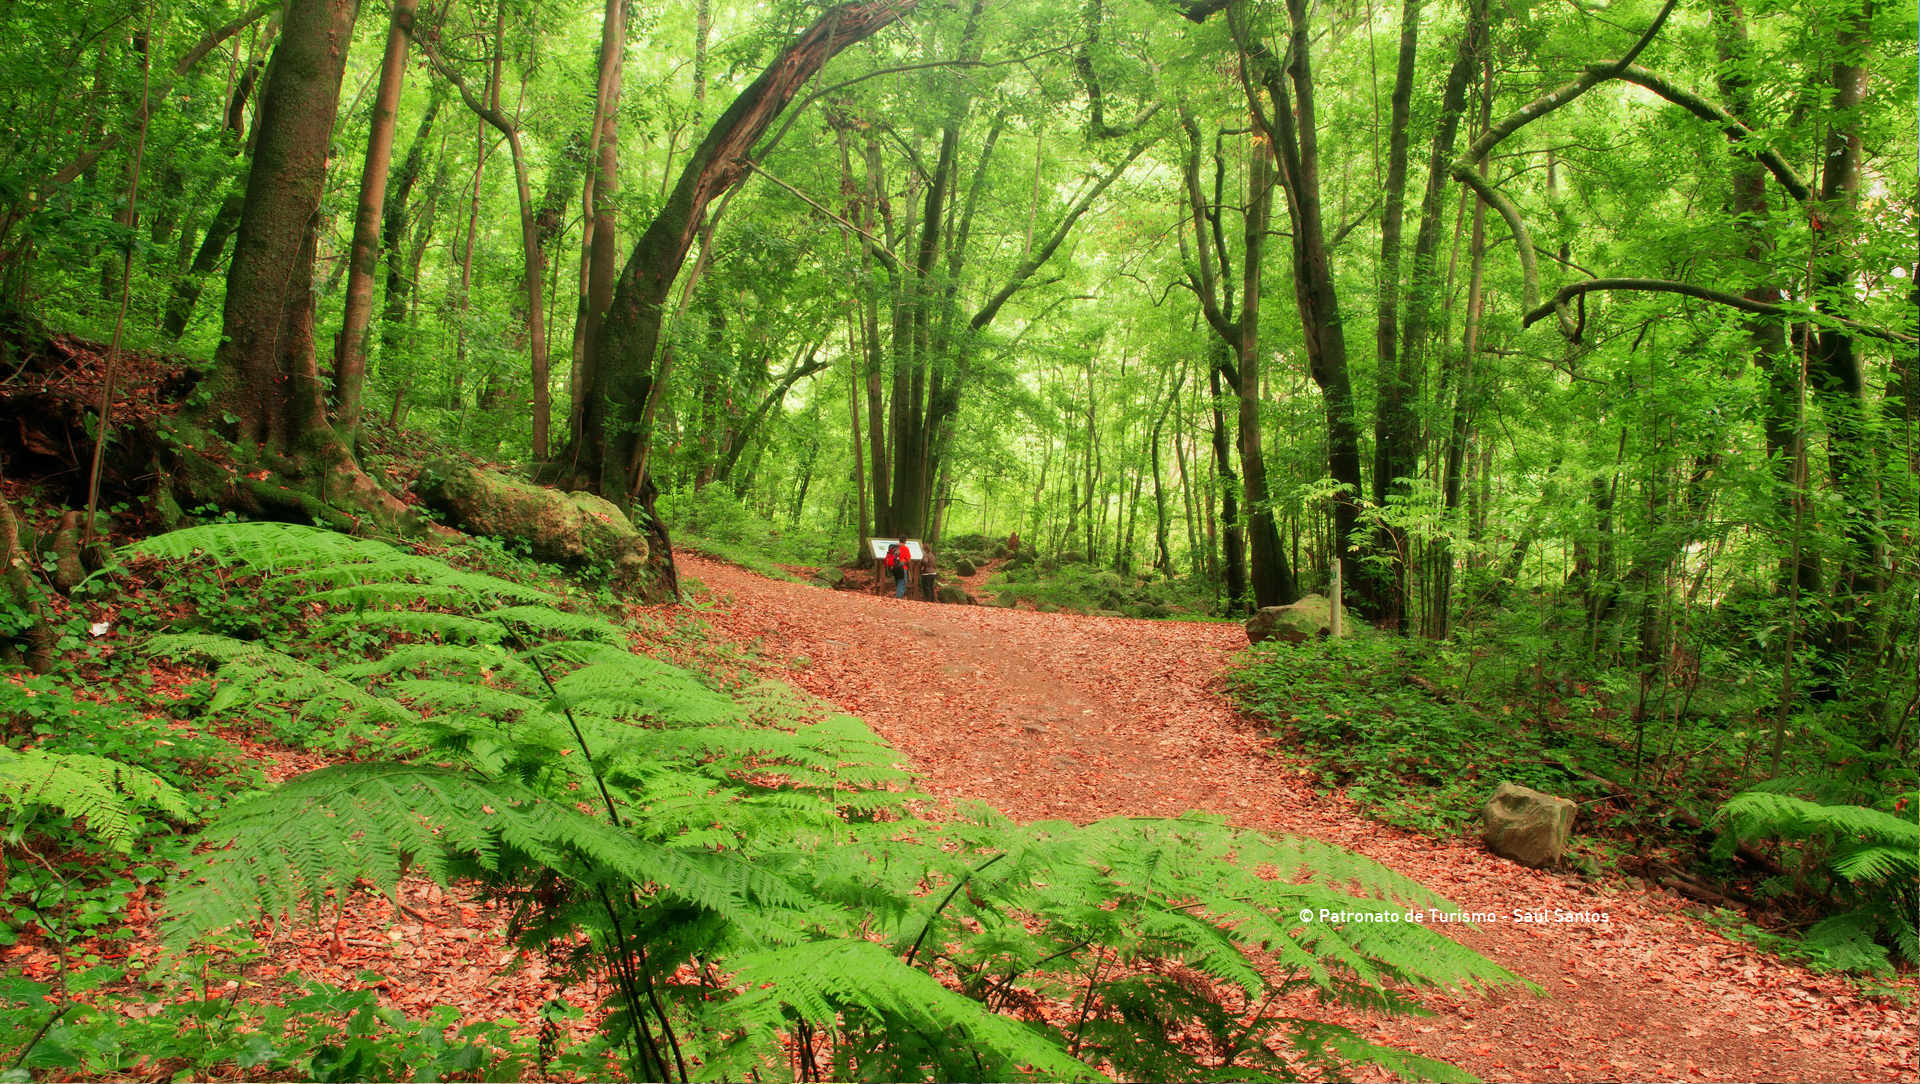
[148,633,417,727]
[133,522,1518,1083]
[725,939,1105,1082]
[0,747,193,850]
[1715,791,1920,970]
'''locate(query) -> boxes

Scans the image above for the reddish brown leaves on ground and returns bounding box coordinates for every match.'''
[679,554,1919,1084]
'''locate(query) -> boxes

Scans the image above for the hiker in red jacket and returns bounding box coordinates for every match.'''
[885,542,911,598]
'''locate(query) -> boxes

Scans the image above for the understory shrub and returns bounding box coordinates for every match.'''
[1228,636,1604,834]
[1712,791,1919,973]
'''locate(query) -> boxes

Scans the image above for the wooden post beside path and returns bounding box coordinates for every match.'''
[1331,558,1343,639]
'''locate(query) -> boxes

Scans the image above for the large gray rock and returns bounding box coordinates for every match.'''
[1245,595,1333,644]
[935,584,974,605]
[954,558,978,577]
[1480,782,1576,868]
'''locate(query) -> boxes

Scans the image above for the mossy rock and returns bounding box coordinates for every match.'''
[954,557,978,577]
[1036,602,1060,614]
[419,459,648,586]
[934,584,974,605]
[1245,595,1332,644]
[993,592,1019,608]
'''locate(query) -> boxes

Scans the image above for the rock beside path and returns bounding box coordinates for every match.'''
[418,459,648,586]
[1245,595,1333,644]
[1480,781,1576,868]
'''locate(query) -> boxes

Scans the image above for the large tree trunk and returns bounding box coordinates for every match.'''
[1809,0,1884,643]
[1710,0,1814,597]
[330,0,417,438]
[379,88,443,361]
[564,0,916,505]
[1208,343,1249,607]
[1236,139,1296,608]
[190,0,414,530]
[570,0,624,446]
[205,0,358,452]
[1432,62,1494,640]
[1234,0,1356,612]
[1367,0,1422,632]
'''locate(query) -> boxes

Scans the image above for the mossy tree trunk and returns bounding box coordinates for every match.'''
[185,0,416,532]
[560,0,916,505]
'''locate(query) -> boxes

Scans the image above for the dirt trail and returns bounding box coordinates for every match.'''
[681,554,1918,1084]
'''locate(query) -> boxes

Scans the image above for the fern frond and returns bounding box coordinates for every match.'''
[1805,909,1893,973]
[126,522,556,603]
[482,605,622,643]
[321,610,507,644]
[1717,792,1920,859]
[386,678,547,720]
[295,583,478,609]
[334,643,542,690]
[164,763,814,950]
[148,633,415,725]
[0,748,194,849]
[729,939,1106,1082]
[1830,843,1920,884]
[124,522,391,570]
[549,657,737,726]
[1291,1020,1480,1083]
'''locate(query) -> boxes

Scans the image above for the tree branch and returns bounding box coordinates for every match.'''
[1521,278,1917,344]
[969,117,1160,332]
[1615,65,1812,201]
[29,1,278,196]
[743,161,901,272]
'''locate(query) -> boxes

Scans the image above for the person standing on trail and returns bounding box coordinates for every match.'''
[885,542,910,598]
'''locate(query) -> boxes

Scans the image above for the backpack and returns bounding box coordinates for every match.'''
[885,543,903,573]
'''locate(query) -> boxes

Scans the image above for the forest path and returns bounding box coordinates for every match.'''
[679,554,1917,1084]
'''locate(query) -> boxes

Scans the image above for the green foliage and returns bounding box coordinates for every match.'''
[132,521,1518,1082]
[664,486,842,582]
[1228,637,1600,833]
[986,562,1220,620]
[0,973,573,1082]
[1713,792,1920,972]
[0,746,191,852]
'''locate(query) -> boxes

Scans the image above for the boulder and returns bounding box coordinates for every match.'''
[1245,594,1334,644]
[954,558,978,577]
[1480,782,1576,868]
[418,459,648,585]
[993,593,1019,608]
[935,584,973,605]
